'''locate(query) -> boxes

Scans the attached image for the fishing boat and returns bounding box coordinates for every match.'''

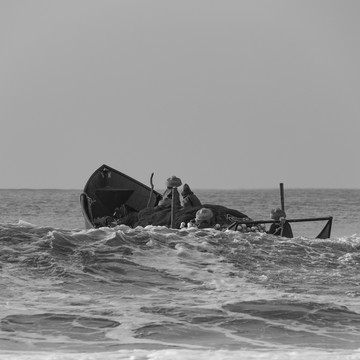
[80,164,333,238]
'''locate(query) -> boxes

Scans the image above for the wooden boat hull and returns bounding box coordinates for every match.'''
[80,164,248,229]
[80,164,161,229]
[80,165,332,239]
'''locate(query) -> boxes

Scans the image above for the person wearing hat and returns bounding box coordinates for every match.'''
[181,184,202,208]
[267,208,287,235]
[157,176,182,209]
[193,208,215,229]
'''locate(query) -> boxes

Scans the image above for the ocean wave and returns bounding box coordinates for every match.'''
[2,224,360,349]
[1,224,360,281]
[2,349,360,360]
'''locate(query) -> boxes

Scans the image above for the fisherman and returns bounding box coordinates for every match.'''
[181,183,202,208]
[157,175,182,209]
[267,208,287,235]
[186,208,216,229]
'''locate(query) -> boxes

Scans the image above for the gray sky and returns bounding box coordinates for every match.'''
[1,0,359,189]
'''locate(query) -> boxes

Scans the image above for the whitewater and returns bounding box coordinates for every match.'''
[1,188,360,360]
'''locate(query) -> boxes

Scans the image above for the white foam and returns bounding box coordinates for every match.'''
[1,349,360,360]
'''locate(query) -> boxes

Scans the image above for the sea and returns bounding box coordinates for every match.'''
[1,188,360,360]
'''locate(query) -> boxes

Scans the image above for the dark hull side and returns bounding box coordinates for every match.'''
[80,164,161,229]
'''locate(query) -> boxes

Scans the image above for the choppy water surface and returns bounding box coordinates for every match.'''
[0,189,360,360]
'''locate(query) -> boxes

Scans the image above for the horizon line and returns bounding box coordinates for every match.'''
[0,187,359,191]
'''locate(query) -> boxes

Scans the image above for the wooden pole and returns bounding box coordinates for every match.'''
[228,216,333,226]
[279,183,285,237]
[171,187,176,228]
[280,183,285,211]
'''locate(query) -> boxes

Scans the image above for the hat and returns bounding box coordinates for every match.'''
[195,208,214,221]
[166,176,182,188]
[271,208,286,219]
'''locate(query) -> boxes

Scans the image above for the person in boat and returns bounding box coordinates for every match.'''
[267,208,287,235]
[186,208,216,229]
[157,176,182,209]
[181,183,202,208]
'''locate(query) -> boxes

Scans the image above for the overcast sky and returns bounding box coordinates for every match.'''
[1,0,359,189]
